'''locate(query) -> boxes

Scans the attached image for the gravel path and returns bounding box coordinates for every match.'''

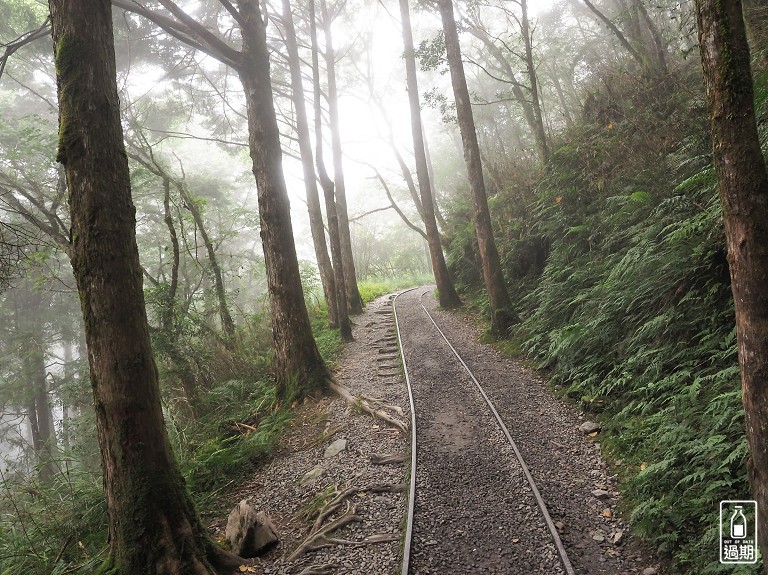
[396,287,657,575]
[210,288,658,574]
[210,294,409,575]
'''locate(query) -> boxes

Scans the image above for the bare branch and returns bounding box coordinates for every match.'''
[112,0,242,69]
[365,167,428,240]
[0,18,51,82]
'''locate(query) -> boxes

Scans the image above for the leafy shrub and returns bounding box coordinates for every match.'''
[0,465,108,575]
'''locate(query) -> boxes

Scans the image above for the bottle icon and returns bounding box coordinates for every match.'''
[731,505,747,539]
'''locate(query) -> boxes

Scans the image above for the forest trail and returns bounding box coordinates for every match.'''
[395,287,657,575]
[208,289,659,574]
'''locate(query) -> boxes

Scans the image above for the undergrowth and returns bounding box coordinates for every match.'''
[445,69,766,573]
[357,274,434,303]
[0,296,357,574]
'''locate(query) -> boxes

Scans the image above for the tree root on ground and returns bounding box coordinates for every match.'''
[288,483,405,562]
[366,482,406,493]
[329,381,407,432]
[287,501,362,561]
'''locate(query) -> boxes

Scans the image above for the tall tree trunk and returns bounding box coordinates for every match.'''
[438,0,518,335]
[61,337,73,466]
[237,0,333,396]
[310,0,353,340]
[634,0,668,76]
[695,0,768,564]
[24,349,56,483]
[16,286,57,482]
[281,0,340,331]
[422,130,450,232]
[30,335,56,482]
[520,0,550,164]
[48,1,245,572]
[399,0,461,308]
[320,0,364,313]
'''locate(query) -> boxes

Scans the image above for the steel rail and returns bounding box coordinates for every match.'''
[417,290,576,575]
[392,288,419,575]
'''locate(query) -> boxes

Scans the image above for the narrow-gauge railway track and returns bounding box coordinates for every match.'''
[393,287,596,575]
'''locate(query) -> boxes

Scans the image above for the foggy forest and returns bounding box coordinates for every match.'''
[1,0,768,574]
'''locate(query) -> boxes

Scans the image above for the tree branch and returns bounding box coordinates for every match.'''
[0,18,51,82]
[112,0,242,69]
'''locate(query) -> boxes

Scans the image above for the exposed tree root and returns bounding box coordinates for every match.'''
[206,539,255,573]
[288,482,405,562]
[329,381,407,432]
[366,482,407,493]
[311,486,360,532]
[287,500,362,561]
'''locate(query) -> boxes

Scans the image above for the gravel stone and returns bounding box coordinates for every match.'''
[207,294,409,575]
[324,438,348,458]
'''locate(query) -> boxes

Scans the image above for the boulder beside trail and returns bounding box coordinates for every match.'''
[579,421,601,434]
[225,500,279,558]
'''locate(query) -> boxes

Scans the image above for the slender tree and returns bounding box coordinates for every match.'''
[518,0,550,164]
[47,0,244,571]
[399,0,461,307]
[236,0,333,393]
[280,0,341,332]
[695,0,768,563]
[437,0,517,334]
[310,0,353,340]
[319,0,364,313]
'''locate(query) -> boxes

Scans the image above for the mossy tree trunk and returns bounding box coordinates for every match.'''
[399,0,461,309]
[47,1,244,572]
[438,0,517,335]
[236,0,333,397]
[695,0,768,565]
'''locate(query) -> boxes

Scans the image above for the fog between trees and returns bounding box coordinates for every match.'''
[2,0,768,574]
